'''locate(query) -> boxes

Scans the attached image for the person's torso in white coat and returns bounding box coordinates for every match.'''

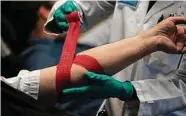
[97,1,186,116]
[44,1,186,115]
[110,1,184,81]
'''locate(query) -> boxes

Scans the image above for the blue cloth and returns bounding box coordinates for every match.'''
[22,38,103,116]
[22,38,90,70]
[118,0,139,8]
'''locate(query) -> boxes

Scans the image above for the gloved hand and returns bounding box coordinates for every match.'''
[53,1,78,31]
[59,71,134,103]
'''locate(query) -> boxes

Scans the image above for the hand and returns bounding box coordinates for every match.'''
[53,1,78,31]
[59,72,134,103]
[142,17,186,54]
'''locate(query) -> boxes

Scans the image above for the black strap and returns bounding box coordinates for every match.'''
[147,1,156,13]
[1,82,66,116]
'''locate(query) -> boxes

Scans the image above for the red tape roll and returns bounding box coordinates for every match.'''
[56,12,103,95]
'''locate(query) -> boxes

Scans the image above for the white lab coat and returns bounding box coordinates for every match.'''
[45,1,186,115]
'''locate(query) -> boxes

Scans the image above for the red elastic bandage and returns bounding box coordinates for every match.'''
[56,12,103,95]
[73,55,103,73]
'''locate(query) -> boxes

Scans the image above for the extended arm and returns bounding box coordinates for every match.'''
[38,32,156,104]
[2,17,185,106]
[39,16,186,104]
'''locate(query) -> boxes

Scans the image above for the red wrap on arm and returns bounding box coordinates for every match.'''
[73,55,104,73]
[56,12,104,95]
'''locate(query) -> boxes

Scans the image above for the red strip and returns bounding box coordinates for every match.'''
[73,55,104,74]
[56,12,80,95]
[56,12,104,95]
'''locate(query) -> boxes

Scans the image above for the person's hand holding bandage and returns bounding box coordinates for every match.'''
[60,72,134,103]
[41,8,186,105]
[53,1,78,31]
[52,0,135,101]
[57,17,186,102]
[53,1,108,98]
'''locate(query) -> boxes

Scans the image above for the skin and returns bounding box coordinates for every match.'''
[31,6,56,39]
[38,17,186,106]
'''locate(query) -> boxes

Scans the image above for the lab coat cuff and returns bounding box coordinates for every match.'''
[131,78,186,116]
[18,70,40,100]
[131,81,146,103]
[131,81,153,116]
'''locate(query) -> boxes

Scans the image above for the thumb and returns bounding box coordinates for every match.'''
[85,71,99,79]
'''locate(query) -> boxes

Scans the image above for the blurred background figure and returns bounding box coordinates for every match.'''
[1,1,90,72]
[1,1,104,116]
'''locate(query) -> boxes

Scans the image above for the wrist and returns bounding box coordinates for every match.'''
[136,31,158,54]
[120,81,134,101]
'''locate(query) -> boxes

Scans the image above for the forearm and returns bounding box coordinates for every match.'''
[78,34,157,75]
[38,64,87,105]
[38,34,157,104]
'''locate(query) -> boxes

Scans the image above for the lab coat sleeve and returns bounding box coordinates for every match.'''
[44,0,114,35]
[1,70,40,100]
[130,55,186,116]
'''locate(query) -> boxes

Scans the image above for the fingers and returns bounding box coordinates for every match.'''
[168,16,186,25]
[62,86,102,98]
[54,8,69,30]
[53,1,78,31]
[175,26,186,52]
[60,86,104,103]
[54,1,76,21]
[63,6,73,14]
[54,9,66,21]
[59,87,90,103]
[62,86,90,96]
[184,26,186,34]
[85,71,111,85]
[62,1,78,13]
[60,87,91,103]
[183,27,186,53]
[62,1,77,14]
[58,22,69,31]
[182,35,186,53]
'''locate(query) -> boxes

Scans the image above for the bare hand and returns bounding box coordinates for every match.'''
[143,17,186,54]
